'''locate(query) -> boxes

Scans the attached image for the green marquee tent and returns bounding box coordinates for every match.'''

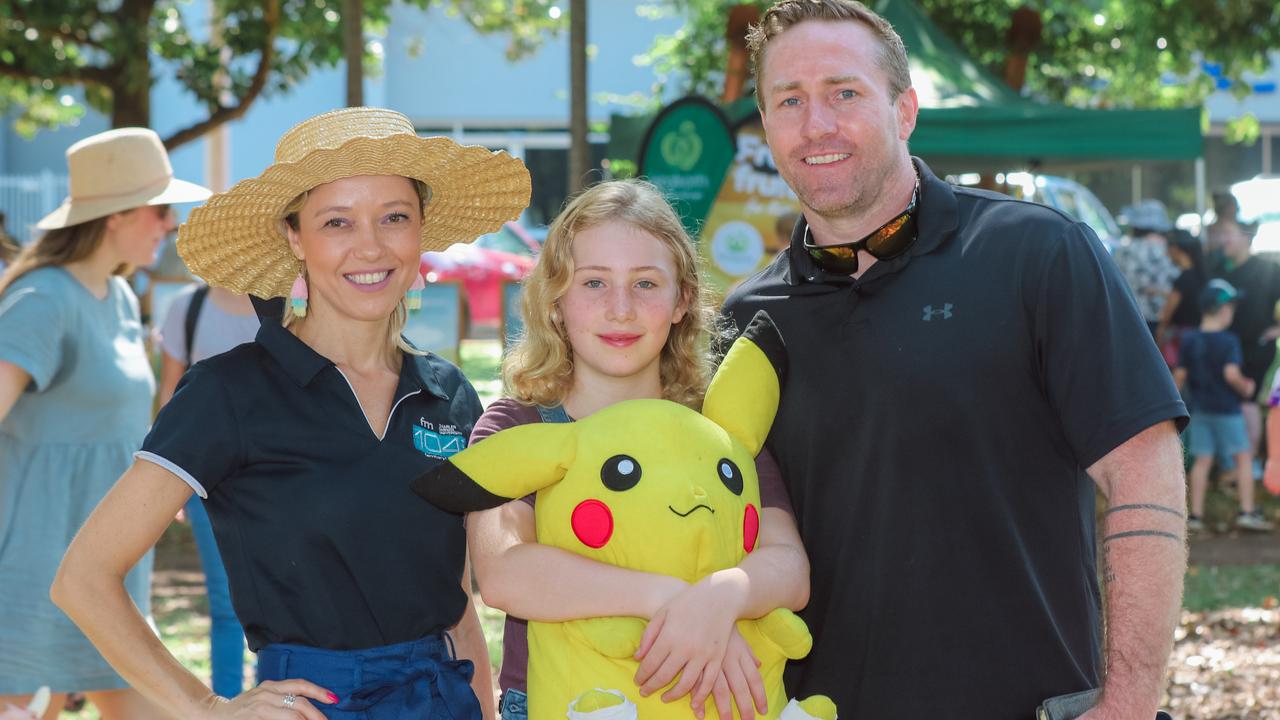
[609,0,1203,165]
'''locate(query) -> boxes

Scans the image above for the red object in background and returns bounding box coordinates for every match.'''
[419,222,540,330]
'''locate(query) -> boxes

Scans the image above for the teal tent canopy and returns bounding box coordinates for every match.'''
[610,0,1202,165]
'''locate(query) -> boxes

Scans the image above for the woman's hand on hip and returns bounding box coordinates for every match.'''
[201,680,338,719]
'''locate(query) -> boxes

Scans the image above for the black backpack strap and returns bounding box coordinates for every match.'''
[183,284,211,368]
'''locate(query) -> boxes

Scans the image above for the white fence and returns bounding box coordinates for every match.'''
[0,172,68,245]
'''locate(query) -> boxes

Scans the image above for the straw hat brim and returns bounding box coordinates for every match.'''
[177,134,532,298]
[36,177,212,230]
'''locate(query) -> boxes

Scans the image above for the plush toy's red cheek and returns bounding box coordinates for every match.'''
[743,504,759,553]
[571,499,614,549]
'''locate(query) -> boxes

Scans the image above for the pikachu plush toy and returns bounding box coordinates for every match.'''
[412,311,836,720]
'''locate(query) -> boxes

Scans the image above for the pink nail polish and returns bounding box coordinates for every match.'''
[328,693,340,704]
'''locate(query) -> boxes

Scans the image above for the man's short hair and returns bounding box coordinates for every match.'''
[747,0,912,110]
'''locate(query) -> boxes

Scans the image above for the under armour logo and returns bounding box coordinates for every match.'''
[922,303,954,321]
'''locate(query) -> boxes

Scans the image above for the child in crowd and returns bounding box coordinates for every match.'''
[468,179,809,720]
[1176,279,1274,532]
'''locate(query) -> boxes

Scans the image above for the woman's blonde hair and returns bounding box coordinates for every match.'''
[0,216,117,297]
[279,177,431,355]
[504,179,715,409]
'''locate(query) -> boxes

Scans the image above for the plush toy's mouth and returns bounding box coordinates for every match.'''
[669,504,715,517]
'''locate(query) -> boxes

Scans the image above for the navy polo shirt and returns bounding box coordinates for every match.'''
[138,321,482,652]
[722,159,1187,718]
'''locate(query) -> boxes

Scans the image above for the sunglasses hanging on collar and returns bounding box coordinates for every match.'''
[803,177,921,275]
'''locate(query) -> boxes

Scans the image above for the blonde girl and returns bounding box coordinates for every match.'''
[469,179,810,720]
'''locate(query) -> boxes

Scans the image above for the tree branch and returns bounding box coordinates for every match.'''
[0,55,115,88]
[162,0,280,150]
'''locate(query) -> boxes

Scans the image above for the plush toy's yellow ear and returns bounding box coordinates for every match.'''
[410,422,578,513]
[702,310,786,456]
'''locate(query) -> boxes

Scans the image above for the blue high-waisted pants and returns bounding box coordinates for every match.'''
[257,633,480,720]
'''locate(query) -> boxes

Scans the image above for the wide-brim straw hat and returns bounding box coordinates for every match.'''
[37,127,212,230]
[178,107,532,299]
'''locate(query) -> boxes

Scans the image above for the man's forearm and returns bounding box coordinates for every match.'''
[1087,422,1187,719]
[1096,508,1185,717]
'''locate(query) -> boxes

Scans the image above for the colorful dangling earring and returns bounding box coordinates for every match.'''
[290,274,309,317]
[405,272,425,310]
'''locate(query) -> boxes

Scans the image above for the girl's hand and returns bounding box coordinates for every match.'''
[633,572,748,705]
[202,679,338,719]
[700,630,766,720]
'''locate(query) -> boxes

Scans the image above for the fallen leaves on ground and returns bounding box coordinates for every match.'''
[1165,607,1280,719]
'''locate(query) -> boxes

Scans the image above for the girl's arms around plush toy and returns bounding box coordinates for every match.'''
[469,497,808,718]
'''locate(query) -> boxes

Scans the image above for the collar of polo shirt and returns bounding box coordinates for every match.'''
[253,322,450,400]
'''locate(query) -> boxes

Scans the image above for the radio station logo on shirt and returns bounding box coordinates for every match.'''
[413,418,467,459]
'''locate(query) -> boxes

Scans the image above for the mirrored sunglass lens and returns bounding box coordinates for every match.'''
[819,246,859,260]
[870,212,911,254]
[809,247,860,273]
[865,215,911,257]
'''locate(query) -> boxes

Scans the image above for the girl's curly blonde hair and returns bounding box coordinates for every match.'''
[503,179,715,409]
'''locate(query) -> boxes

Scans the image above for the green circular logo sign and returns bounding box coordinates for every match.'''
[660,121,704,172]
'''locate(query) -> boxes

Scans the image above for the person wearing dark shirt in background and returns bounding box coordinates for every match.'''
[1156,230,1207,368]
[1175,280,1274,532]
[1210,217,1280,469]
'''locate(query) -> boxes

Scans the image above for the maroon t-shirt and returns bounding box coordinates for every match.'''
[471,397,794,693]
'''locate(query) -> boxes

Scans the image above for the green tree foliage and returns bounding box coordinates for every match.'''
[0,0,564,149]
[638,0,1279,131]
[916,0,1277,108]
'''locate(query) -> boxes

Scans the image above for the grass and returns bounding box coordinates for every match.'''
[1183,563,1280,612]
[459,338,503,406]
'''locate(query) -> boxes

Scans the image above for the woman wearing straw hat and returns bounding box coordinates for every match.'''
[53,107,530,720]
[0,127,210,719]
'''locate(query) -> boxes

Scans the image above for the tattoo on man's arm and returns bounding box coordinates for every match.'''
[1102,530,1183,544]
[1103,503,1185,519]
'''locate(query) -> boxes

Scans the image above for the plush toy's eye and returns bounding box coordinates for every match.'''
[601,454,642,491]
[717,458,743,495]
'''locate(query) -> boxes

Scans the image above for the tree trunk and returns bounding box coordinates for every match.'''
[344,0,363,107]
[1003,6,1041,93]
[112,0,155,128]
[111,81,151,128]
[568,0,589,195]
[722,5,759,103]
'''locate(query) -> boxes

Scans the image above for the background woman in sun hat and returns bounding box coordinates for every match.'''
[0,127,210,720]
[53,107,530,720]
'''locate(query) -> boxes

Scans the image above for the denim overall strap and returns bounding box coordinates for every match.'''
[535,404,572,424]
[257,634,480,720]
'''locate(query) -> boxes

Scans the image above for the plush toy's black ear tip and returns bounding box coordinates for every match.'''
[411,462,512,513]
[741,309,786,383]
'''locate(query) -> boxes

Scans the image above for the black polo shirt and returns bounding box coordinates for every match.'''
[138,321,482,652]
[722,159,1187,719]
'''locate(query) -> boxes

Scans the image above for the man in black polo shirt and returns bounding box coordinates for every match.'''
[722,2,1189,718]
